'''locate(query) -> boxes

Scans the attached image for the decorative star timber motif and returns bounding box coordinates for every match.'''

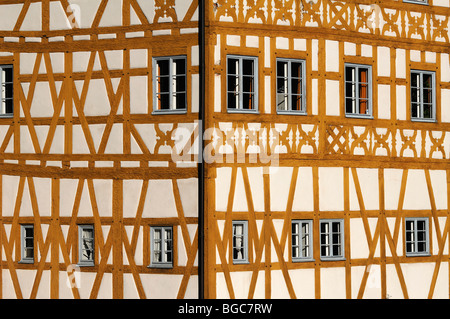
[273,0,295,25]
[154,0,178,23]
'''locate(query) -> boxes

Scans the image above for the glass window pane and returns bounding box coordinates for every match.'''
[291,62,302,78]
[277,61,287,77]
[228,58,239,75]
[243,59,254,76]
[156,60,169,76]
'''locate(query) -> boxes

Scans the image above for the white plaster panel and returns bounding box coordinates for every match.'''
[319,167,343,211]
[264,37,271,68]
[177,178,198,218]
[441,89,450,122]
[98,0,122,27]
[361,44,372,57]
[143,179,178,218]
[377,47,390,77]
[396,85,406,121]
[246,167,264,212]
[50,1,72,30]
[396,49,406,79]
[269,167,293,212]
[230,271,253,299]
[130,76,148,114]
[325,40,339,72]
[410,50,421,62]
[129,49,148,69]
[264,75,271,114]
[276,37,289,50]
[103,123,123,154]
[271,270,291,298]
[30,82,54,118]
[20,126,35,153]
[311,40,318,71]
[441,53,450,82]
[434,0,450,6]
[20,2,41,31]
[294,39,306,51]
[290,269,315,299]
[142,274,182,298]
[403,169,431,210]
[191,74,199,113]
[344,42,356,56]
[402,263,435,299]
[320,267,346,299]
[0,4,22,30]
[83,79,111,116]
[377,84,391,120]
[59,179,80,217]
[232,168,248,212]
[246,36,259,48]
[123,180,144,218]
[326,80,340,116]
[227,35,240,46]
[214,74,222,112]
[292,167,314,212]
[384,169,403,210]
[16,269,38,299]
[350,219,369,259]
[429,170,447,210]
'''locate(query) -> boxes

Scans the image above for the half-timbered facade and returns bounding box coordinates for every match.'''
[203,0,450,299]
[0,0,199,299]
[1,0,450,300]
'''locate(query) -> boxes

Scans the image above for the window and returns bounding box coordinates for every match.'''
[276,59,306,114]
[345,63,372,118]
[227,55,258,112]
[0,65,13,116]
[320,219,344,260]
[150,226,173,268]
[20,225,34,263]
[292,220,313,262]
[405,218,430,256]
[411,70,436,122]
[153,56,187,112]
[78,225,94,266]
[232,221,248,264]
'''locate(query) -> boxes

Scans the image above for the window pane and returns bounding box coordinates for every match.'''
[156,60,169,76]
[277,61,287,77]
[228,58,239,75]
[411,87,419,103]
[345,82,355,100]
[346,98,356,114]
[173,58,185,75]
[174,92,186,109]
[277,94,287,111]
[174,75,186,93]
[423,88,432,104]
[423,73,432,89]
[157,76,170,94]
[345,66,356,83]
[291,62,302,78]
[411,73,419,87]
[242,59,254,76]
[242,93,254,110]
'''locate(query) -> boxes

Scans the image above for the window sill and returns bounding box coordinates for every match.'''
[277,110,307,116]
[147,264,173,269]
[320,257,346,262]
[410,118,437,123]
[345,114,373,120]
[77,262,95,267]
[292,258,315,263]
[405,252,431,257]
[227,109,259,114]
[0,114,13,118]
[18,260,34,264]
[152,109,187,115]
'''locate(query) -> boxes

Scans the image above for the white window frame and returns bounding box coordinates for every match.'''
[20,224,34,263]
[410,70,436,122]
[226,55,259,113]
[291,220,313,262]
[276,58,307,115]
[405,217,430,256]
[0,64,13,117]
[320,219,345,261]
[232,220,249,264]
[78,224,95,266]
[152,56,187,114]
[149,226,173,268]
[403,0,428,5]
[344,63,372,119]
